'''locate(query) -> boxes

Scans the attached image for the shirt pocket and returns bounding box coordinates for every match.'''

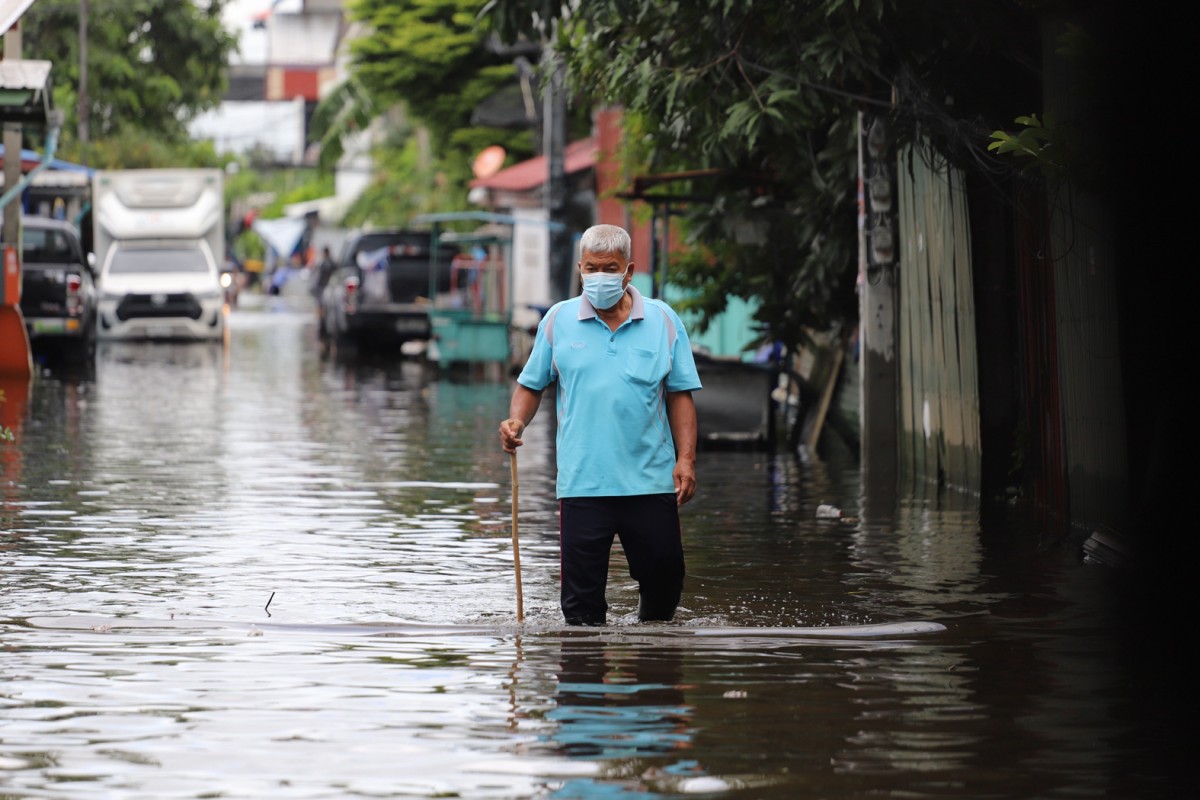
[624,346,665,385]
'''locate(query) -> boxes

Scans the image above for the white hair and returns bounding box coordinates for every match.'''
[578,224,631,261]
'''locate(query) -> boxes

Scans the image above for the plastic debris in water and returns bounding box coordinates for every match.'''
[816,504,841,519]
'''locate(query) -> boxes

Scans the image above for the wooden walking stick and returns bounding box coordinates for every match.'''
[509,451,524,622]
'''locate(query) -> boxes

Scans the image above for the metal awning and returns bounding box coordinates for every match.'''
[0,59,52,125]
[0,0,37,37]
[0,145,92,174]
[467,138,596,192]
[410,210,564,230]
[437,223,513,246]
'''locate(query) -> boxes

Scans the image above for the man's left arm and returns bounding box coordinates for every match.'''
[666,390,698,505]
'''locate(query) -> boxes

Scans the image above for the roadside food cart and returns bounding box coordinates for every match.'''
[412,211,564,370]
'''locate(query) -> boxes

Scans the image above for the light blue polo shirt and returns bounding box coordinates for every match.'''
[517,285,702,498]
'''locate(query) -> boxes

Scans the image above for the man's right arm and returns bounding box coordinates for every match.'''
[500,384,543,453]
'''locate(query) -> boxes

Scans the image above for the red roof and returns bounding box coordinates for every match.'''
[470,138,597,192]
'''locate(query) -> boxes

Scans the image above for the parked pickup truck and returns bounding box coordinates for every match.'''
[11,216,98,363]
[315,229,458,355]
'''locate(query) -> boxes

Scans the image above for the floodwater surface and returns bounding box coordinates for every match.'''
[1,303,1184,798]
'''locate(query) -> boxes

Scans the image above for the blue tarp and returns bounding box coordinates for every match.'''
[0,144,94,174]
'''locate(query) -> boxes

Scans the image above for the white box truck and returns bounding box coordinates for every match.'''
[93,168,227,341]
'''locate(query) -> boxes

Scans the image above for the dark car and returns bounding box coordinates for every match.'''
[12,216,98,363]
[316,229,458,355]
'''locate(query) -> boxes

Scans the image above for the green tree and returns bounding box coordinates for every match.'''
[336,109,447,228]
[310,0,557,226]
[987,23,1112,194]
[73,128,230,171]
[20,0,237,156]
[346,0,532,159]
[481,0,1056,355]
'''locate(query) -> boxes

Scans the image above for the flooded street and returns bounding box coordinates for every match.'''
[1,302,1184,799]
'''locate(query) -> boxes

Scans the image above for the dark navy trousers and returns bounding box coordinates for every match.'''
[558,494,685,625]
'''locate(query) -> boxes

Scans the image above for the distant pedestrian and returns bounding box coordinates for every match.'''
[499,224,702,625]
[268,252,304,296]
[310,246,336,299]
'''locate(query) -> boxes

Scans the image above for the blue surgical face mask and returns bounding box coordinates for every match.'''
[582,271,627,310]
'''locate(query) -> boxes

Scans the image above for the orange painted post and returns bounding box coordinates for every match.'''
[2,245,17,301]
[0,375,30,497]
[0,244,32,379]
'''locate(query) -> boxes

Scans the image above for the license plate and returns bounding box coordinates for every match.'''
[395,318,427,333]
[31,319,66,334]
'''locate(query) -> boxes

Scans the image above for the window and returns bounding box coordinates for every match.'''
[108,246,210,274]
[19,228,75,263]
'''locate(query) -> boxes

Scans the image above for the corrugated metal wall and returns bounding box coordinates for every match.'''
[1012,182,1068,529]
[895,145,982,495]
[1045,181,1129,532]
[876,17,1132,533]
[1037,15,1131,533]
[893,142,1128,531]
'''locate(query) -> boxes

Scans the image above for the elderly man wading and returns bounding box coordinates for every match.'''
[499,224,702,625]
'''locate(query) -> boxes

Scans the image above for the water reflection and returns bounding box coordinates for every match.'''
[0,375,31,501]
[547,636,692,761]
[0,308,1185,799]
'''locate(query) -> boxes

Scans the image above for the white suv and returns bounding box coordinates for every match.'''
[96,239,226,341]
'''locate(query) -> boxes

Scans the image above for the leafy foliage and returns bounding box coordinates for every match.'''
[340,120,447,228]
[0,387,13,444]
[480,0,1059,354]
[481,0,879,349]
[987,24,1110,194]
[20,0,237,152]
[343,0,535,160]
[309,77,380,173]
[259,173,337,221]
[307,0,549,226]
[72,129,229,170]
[988,114,1070,168]
[349,0,498,127]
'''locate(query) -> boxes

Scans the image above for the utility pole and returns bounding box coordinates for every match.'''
[1,20,31,379]
[78,0,88,161]
[543,45,569,301]
[3,22,21,258]
[857,111,899,499]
